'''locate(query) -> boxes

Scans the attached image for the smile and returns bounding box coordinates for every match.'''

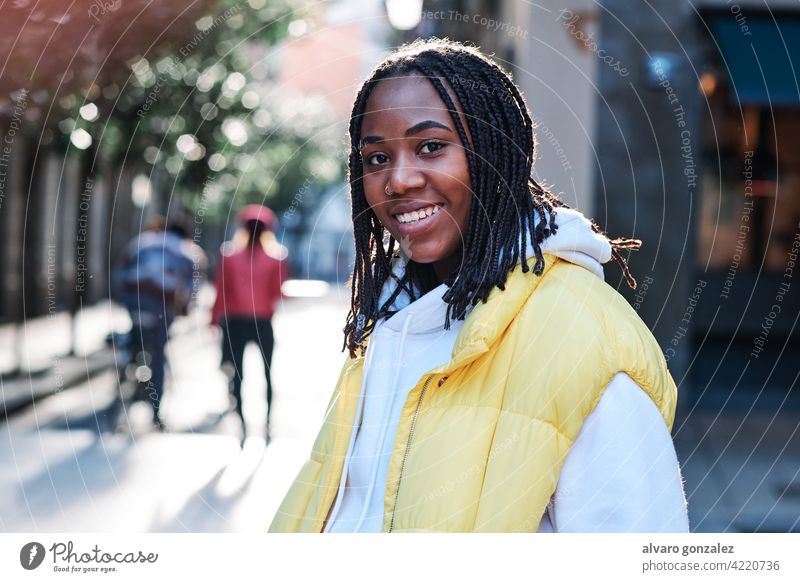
[393,205,440,224]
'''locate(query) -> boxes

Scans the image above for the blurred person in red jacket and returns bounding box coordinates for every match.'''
[211,205,288,446]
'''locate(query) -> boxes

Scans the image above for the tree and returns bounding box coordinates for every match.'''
[29,0,343,223]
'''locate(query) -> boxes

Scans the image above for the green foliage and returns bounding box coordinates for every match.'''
[67,0,343,223]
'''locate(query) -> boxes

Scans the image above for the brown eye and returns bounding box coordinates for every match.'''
[420,141,445,154]
[366,152,389,166]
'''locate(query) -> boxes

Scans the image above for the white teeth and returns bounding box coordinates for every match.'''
[395,205,439,224]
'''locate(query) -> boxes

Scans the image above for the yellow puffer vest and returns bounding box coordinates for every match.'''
[269,254,677,532]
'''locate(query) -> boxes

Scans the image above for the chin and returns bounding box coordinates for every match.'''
[389,230,458,264]
[397,242,442,264]
[408,252,460,272]
[406,256,439,265]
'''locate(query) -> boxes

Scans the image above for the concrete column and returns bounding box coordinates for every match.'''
[594,0,703,404]
[1,132,26,322]
[510,0,600,213]
[88,163,110,303]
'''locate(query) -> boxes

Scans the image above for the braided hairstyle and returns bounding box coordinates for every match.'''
[342,38,640,358]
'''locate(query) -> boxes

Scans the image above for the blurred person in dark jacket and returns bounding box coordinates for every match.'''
[211,205,288,446]
[116,214,206,430]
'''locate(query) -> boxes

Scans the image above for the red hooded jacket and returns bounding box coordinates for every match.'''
[211,244,288,325]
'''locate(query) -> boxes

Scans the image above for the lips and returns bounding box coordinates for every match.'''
[389,202,444,236]
[394,204,440,224]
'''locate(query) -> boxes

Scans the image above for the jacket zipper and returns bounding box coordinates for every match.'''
[388,374,434,532]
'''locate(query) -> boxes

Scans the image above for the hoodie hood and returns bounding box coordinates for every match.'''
[378,206,612,313]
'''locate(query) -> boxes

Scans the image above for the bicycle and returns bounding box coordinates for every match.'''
[102,313,163,433]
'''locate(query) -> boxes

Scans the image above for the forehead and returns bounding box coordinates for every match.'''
[361,74,457,133]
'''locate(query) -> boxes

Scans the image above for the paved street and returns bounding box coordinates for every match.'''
[1,286,798,532]
[0,286,351,532]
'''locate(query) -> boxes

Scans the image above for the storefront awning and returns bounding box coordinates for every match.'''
[707,12,800,105]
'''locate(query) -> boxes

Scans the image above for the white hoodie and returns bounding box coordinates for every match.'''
[324,208,689,533]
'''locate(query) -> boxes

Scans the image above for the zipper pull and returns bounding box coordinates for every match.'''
[438,376,448,387]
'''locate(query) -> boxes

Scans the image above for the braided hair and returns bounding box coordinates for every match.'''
[343,38,640,358]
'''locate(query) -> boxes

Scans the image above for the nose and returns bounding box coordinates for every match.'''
[386,158,425,195]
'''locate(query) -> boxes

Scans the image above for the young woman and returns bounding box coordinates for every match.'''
[270,39,689,532]
[211,205,287,446]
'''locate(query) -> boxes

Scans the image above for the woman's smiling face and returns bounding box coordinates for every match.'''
[359,73,473,282]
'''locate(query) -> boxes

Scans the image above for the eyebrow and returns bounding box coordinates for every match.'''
[360,120,452,148]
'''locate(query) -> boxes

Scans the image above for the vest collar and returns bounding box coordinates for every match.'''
[443,253,558,371]
[351,253,559,374]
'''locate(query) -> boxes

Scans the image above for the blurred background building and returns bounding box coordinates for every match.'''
[429,0,800,412]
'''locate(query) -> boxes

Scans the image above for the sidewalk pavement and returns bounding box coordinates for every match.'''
[0,283,352,532]
[0,301,129,417]
[674,408,800,532]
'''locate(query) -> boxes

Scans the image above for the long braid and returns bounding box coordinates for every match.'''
[342,38,641,357]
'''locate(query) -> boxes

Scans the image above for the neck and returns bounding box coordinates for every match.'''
[432,250,463,284]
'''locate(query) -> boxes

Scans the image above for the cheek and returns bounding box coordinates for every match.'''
[447,160,472,224]
[450,178,472,232]
[452,197,472,243]
[460,197,472,230]
[362,182,387,217]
